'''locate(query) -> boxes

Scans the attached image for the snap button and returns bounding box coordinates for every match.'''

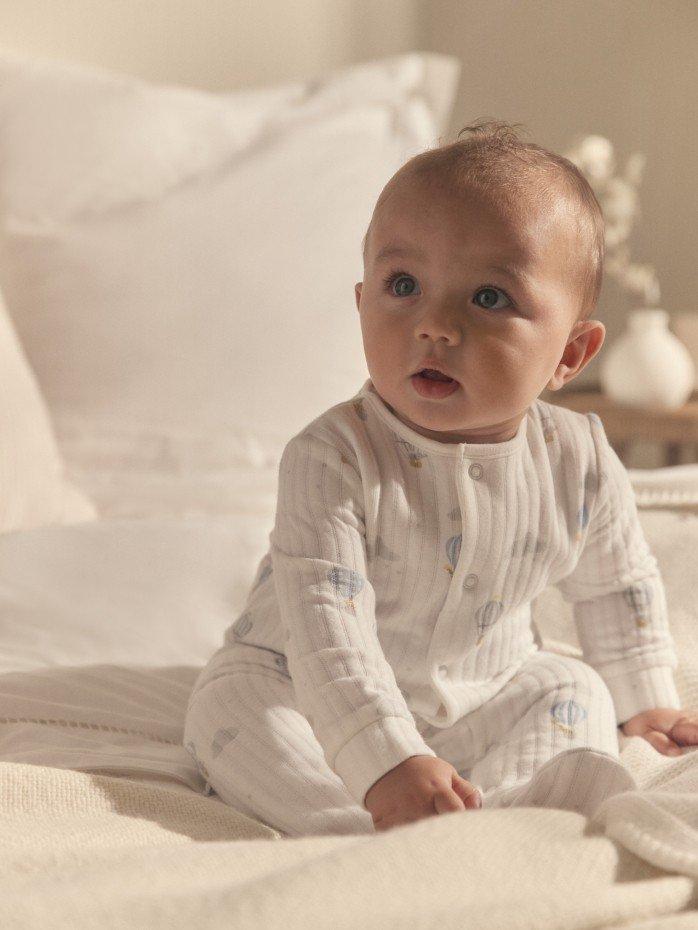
[464,573,478,588]
[437,664,448,677]
[468,463,483,480]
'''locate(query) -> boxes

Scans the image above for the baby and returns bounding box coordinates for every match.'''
[184,120,696,838]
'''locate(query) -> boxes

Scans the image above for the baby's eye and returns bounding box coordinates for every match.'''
[383,271,420,298]
[473,286,512,311]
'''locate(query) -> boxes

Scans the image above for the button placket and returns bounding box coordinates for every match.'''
[458,464,483,592]
[428,459,482,702]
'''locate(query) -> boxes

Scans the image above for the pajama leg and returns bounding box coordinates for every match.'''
[421,650,633,818]
[183,648,375,838]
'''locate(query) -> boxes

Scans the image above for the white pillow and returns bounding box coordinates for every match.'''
[0,49,461,494]
[0,285,95,532]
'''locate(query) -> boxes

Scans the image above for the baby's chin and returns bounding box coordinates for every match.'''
[389,398,473,437]
[392,392,523,443]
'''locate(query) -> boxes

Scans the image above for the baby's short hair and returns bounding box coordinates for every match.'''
[362,119,605,325]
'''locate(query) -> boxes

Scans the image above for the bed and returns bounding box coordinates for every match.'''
[0,31,697,930]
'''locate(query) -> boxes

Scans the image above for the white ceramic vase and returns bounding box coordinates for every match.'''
[599,308,695,409]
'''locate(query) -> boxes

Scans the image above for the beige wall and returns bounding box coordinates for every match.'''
[0,0,695,463]
[0,0,421,89]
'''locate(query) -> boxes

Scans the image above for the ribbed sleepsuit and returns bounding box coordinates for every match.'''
[184,378,681,837]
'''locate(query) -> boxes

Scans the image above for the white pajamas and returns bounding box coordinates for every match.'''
[184,378,681,837]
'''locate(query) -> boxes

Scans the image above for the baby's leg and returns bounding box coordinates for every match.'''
[183,659,375,838]
[430,651,632,818]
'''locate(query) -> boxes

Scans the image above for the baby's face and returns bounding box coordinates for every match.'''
[355,175,604,443]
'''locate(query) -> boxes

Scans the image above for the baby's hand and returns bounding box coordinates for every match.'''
[363,754,482,832]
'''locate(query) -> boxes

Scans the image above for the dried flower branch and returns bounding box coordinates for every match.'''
[563,135,660,305]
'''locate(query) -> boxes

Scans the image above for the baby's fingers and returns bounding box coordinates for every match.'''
[450,774,482,809]
[645,729,684,756]
[670,716,698,747]
[433,787,465,814]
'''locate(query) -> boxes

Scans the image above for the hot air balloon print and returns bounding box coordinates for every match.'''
[475,599,504,645]
[396,439,428,468]
[574,502,588,542]
[541,413,556,443]
[444,534,462,574]
[623,582,654,628]
[352,399,368,421]
[232,611,254,640]
[575,472,600,542]
[184,740,213,795]
[251,558,273,593]
[584,472,600,496]
[550,699,587,736]
[211,727,239,758]
[273,653,289,674]
[328,566,365,615]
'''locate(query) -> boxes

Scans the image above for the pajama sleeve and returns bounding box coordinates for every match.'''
[554,414,681,726]
[268,432,437,807]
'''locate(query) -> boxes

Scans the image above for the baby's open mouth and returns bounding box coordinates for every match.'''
[411,369,460,398]
[419,369,456,383]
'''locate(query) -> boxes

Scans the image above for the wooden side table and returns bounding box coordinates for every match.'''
[540,386,698,467]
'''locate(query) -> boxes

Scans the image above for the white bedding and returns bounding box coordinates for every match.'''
[0,515,272,792]
[0,506,697,921]
[1,757,696,930]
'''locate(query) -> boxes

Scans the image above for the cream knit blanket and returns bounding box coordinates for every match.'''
[1,736,697,929]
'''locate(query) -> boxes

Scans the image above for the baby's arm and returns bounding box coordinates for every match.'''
[554,414,681,727]
[269,431,437,808]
